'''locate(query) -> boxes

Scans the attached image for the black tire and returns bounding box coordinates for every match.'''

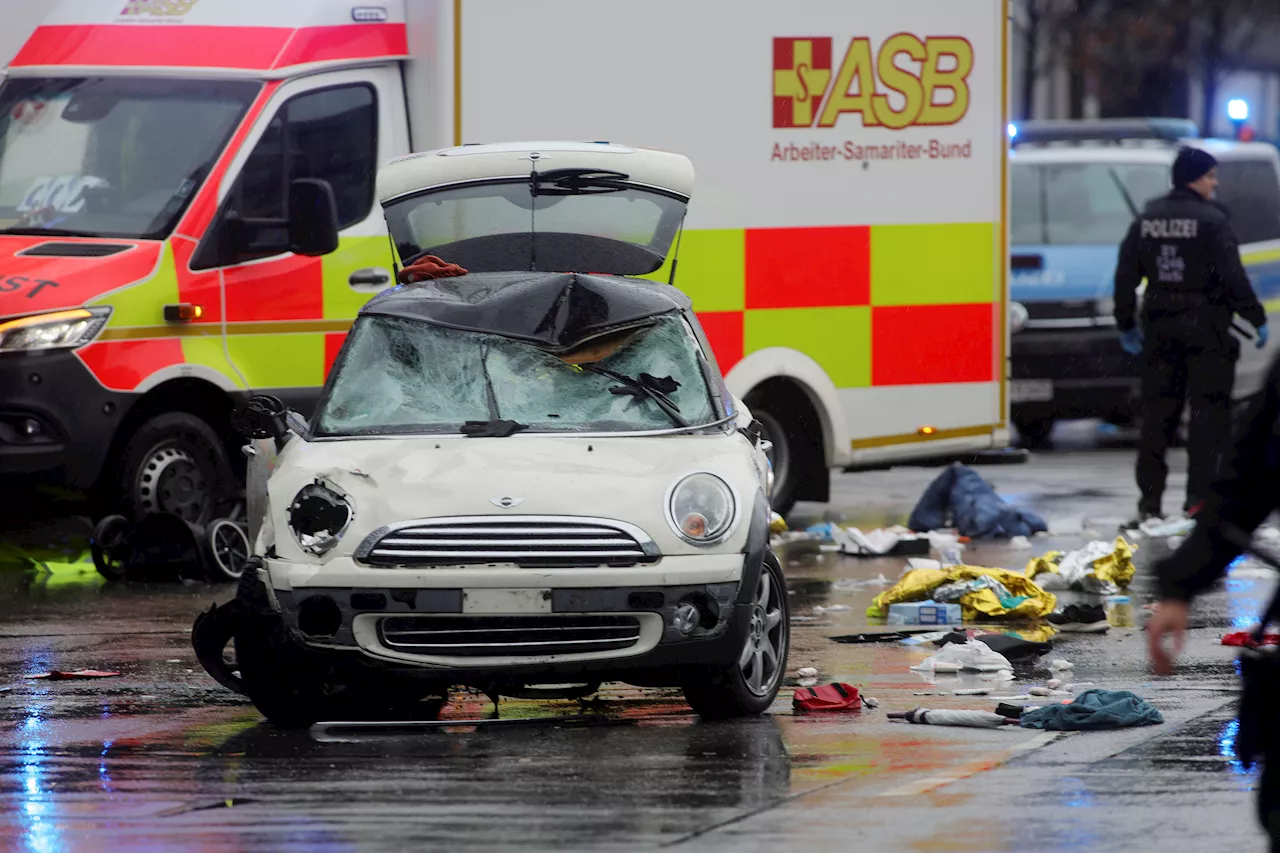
[683,550,790,720]
[1013,415,1055,450]
[90,514,131,581]
[117,412,232,525]
[205,519,251,582]
[745,389,822,516]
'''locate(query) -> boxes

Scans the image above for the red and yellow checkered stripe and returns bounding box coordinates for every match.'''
[651,222,997,387]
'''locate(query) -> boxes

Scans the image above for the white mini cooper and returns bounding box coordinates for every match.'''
[194,143,790,727]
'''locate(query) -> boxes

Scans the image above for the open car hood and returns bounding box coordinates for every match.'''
[363,270,691,353]
[376,142,693,276]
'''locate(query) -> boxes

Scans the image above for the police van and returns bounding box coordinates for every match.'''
[1008,118,1280,446]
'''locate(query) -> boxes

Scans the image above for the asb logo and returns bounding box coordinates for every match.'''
[773,35,975,130]
[120,0,200,16]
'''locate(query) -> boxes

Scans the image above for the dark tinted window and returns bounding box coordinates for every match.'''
[1215,158,1280,245]
[195,84,376,268]
[1010,162,1168,245]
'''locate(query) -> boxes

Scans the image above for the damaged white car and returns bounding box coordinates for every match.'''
[193,142,789,727]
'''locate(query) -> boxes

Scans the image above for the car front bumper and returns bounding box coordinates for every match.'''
[261,554,750,683]
[1011,327,1140,421]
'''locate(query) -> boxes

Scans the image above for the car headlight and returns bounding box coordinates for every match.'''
[667,472,737,545]
[0,307,111,351]
[288,480,353,556]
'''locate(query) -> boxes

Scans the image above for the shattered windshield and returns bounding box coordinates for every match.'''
[0,77,257,239]
[314,313,719,436]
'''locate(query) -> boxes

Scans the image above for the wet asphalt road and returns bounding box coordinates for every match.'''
[0,424,1272,851]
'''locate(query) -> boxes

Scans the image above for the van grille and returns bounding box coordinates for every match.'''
[354,516,659,568]
[378,614,643,657]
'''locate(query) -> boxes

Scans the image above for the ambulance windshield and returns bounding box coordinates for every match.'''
[0,77,258,240]
[382,174,688,276]
[314,314,719,436]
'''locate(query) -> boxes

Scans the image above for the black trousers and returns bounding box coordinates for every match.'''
[1136,317,1237,516]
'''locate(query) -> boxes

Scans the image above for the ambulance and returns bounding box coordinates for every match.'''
[0,0,1011,521]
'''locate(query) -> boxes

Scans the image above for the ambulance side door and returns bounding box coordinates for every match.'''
[190,65,409,414]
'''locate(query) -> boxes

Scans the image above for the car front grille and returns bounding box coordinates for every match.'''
[378,614,643,657]
[354,516,659,568]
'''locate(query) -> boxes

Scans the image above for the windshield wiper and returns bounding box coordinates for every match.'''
[0,226,102,238]
[463,342,529,438]
[583,365,689,428]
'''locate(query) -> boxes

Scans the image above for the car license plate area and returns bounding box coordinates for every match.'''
[462,588,552,614]
[1010,380,1053,403]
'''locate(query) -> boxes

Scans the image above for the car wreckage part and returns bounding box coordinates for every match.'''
[206,518,251,581]
[91,514,130,580]
[288,480,353,555]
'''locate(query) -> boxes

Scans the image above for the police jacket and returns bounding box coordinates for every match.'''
[1157,353,1280,600]
[1113,187,1265,332]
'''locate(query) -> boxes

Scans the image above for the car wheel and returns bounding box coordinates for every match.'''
[1013,415,1055,450]
[118,412,231,525]
[90,514,131,581]
[683,550,790,720]
[205,519,251,582]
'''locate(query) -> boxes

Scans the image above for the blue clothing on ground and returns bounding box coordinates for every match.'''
[907,463,1049,539]
[1019,689,1164,731]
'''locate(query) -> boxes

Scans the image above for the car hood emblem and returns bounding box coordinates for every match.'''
[490,496,523,509]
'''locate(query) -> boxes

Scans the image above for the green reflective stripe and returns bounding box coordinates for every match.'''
[870,222,995,306]
[646,229,746,312]
[180,334,245,388]
[322,235,396,320]
[745,306,870,387]
[227,332,324,388]
[90,243,176,326]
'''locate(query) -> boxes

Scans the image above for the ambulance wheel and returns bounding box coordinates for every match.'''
[118,412,232,526]
[683,551,789,720]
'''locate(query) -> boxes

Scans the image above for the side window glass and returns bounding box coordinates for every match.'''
[1215,159,1280,245]
[194,83,377,268]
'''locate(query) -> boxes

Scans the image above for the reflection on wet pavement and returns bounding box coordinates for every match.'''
[0,450,1272,850]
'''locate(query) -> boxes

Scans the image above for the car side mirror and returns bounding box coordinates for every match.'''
[234,395,289,442]
[288,178,339,257]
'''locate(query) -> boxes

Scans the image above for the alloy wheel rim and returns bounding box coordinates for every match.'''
[739,565,786,697]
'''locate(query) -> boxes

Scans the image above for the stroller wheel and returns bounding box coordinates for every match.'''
[206,518,251,582]
[91,514,131,581]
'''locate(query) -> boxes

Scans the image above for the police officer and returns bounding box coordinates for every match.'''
[1148,352,1280,848]
[1114,146,1269,525]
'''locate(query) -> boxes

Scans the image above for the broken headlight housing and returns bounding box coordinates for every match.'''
[288,481,353,556]
[667,472,737,545]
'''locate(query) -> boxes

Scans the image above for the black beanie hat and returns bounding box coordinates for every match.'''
[1173,146,1218,187]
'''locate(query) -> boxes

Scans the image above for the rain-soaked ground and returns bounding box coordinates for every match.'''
[0,423,1271,851]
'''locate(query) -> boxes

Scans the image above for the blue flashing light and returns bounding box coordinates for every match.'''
[1228,99,1250,122]
[1007,123,1018,139]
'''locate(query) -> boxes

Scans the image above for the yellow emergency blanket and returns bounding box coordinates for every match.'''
[1025,537,1137,589]
[868,565,1057,621]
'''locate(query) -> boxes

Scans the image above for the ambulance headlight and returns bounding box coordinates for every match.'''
[288,481,353,556]
[667,473,737,545]
[0,307,111,351]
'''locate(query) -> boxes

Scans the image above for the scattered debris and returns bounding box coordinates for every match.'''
[935,629,1052,662]
[797,678,819,688]
[1029,686,1052,697]
[796,667,819,678]
[911,639,1013,673]
[24,670,120,680]
[1047,678,1063,690]
[870,565,1056,621]
[1065,683,1095,692]
[863,696,880,709]
[804,523,931,557]
[793,683,862,712]
[813,604,853,614]
[888,600,962,626]
[1009,536,1033,550]
[1047,604,1110,633]
[908,463,1048,539]
[829,629,943,645]
[832,574,891,591]
[954,687,991,696]
[1049,659,1074,671]
[1222,631,1280,648]
[1025,538,1136,594]
[1019,689,1163,730]
[889,708,1014,728]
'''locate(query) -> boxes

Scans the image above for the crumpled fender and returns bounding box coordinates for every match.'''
[191,598,249,696]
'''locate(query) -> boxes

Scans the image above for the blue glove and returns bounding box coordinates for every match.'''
[1257,323,1270,350]
[1119,326,1144,355]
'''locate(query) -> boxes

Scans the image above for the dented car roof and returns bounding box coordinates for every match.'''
[361,271,692,353]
